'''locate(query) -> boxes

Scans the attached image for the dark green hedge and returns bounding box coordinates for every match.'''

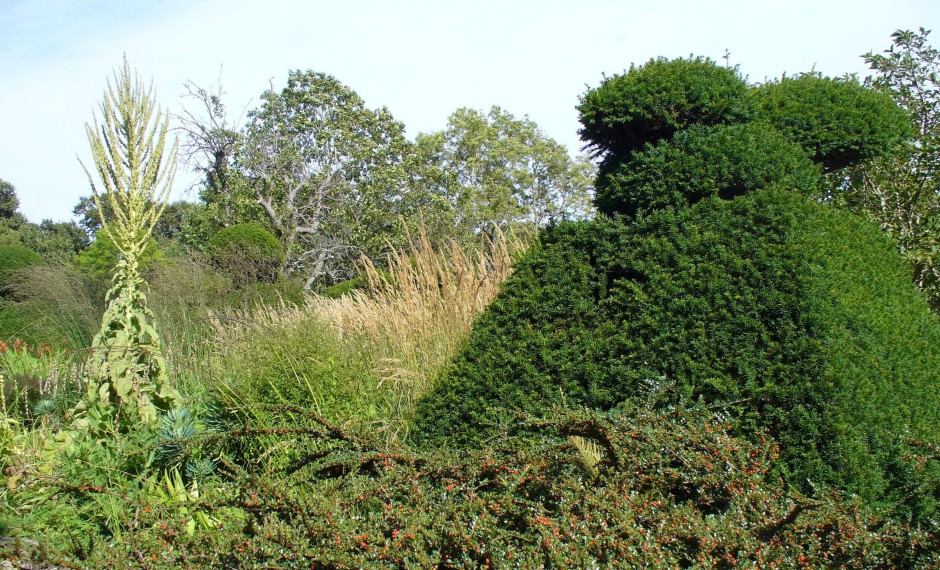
[207,223,285,285]
[0,243,42,294]
[753,73,911,171]
[410,189,940,521]
[578,57,754,159]
[594,122,821,218]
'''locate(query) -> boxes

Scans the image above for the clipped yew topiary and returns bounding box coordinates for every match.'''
[412,57,938,522]
[753,73,910,171]
[577,56,755,159]
[594,122,822,218]
[207,222,285,285]
[411,188,940,520]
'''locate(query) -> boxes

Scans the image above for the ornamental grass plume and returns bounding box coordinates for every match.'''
[209,224,524,439]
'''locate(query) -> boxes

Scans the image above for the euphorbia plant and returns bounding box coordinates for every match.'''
[72,57,180,432]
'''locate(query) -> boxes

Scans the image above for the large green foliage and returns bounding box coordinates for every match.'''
[594,123,821,218]
[411,189,940,520]
[754,73,910,172]
[0,178,24,226]
[207,222,285,284]
[236,70,413,286]
[578,57,754,159]
[18,220,89,265]
[412,106,595,244]
[411,56,934,521]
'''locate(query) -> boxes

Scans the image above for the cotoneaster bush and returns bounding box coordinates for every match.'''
[16,405,940,568]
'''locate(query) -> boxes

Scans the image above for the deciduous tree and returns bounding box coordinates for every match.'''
[839,28,940,310]
[236,71,412,287]
[414,106,594,244]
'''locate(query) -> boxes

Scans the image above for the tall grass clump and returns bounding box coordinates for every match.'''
[144,257,236,399]
[209,226,524,441]
[2,264,102,349]
[313,227,521,422]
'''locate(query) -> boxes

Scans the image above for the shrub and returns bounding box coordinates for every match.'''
[410,188,940,521]
[320,275,369,298]
[594,122,822,218]
[0,243,42,295]
[19,406,939,568]
[578,56,754,159]
[753,73,910,171]
[207,223,285,285]
[413,55,937,525]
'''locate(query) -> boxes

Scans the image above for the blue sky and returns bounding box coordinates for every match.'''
[2,0,938,222]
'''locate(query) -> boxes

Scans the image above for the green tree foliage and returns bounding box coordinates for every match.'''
[152,200,196,243]
[595,123,821,218]
[753,73,910,171]
[0,179,28,245]
[207,222,285,285]
[577,57,755,160]
[235,71,413,287]
[18,220,89,264]
[413,106,594,243]
[76,195,195,248]
[0,180,88,264]
[178,80,244,228]
[72,58,180,430]
[0,179,22,223]
[838,28,940,311]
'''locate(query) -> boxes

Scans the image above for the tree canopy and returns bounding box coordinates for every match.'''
[413,106,594,243]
